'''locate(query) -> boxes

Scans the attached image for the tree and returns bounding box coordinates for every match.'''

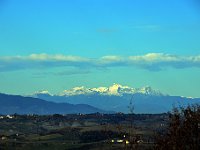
[155,104,200,150]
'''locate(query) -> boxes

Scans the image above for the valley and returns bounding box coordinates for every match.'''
[0,113,168,150]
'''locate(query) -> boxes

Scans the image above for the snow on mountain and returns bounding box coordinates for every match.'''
[138,86,163,95]
[31,84,163,97]
[61,86,94,96]
[59,83,163,96]
[29,84,199,114]
[36,90,51,95]
[90,87,108,94]
[31,90,53,98]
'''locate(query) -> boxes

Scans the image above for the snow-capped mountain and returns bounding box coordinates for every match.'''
[33,84,163,97]
[30,84,199,114]
[33,90,52,96]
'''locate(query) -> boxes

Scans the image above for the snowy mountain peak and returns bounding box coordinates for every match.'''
[31,84,163,97]
[140,86,154,94]
[34,90,52,95]
[30,90,53,98]
[61,86,93,96]
[59,84,163,96]
[139,86,163,95]
[90,87,108,94]
[108,83,122,95]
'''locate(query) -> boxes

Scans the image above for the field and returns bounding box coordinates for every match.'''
[0,113,168,150]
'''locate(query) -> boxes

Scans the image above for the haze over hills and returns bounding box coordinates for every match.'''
[0,93,106,115]
[31,84,200,114]
[0,84,198,114]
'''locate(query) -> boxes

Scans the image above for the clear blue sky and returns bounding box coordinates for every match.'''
[0,0,200,97]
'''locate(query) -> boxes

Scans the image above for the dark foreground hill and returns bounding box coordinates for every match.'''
[0,93,105,114]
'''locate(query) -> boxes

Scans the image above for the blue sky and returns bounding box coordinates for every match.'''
[0,0,200,97]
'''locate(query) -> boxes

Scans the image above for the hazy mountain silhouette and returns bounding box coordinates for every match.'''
[0,93,106,114]
[33,93,200,113]
[31,84,200,113]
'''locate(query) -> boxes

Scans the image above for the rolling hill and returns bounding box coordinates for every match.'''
[0,93,106,114]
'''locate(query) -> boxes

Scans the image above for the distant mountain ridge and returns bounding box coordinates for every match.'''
[33,83,163,96]
[0,93,106,115]
[31,84,200,114]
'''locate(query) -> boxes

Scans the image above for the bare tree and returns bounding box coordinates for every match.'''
[155,104,200,150]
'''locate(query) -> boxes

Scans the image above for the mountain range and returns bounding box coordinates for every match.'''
[0,93,106,115]
[31,84,200,114]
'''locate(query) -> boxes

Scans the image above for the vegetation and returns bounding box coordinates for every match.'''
[0,104,199,149]
[155,104,200,150]
[0,113,167,150]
